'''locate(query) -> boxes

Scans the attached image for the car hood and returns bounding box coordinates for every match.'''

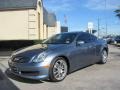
[12,44,66,58]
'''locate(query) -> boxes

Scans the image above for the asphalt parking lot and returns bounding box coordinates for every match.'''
[0,45,120,90]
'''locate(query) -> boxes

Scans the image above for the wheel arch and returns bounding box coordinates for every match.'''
[55,55,70,73]
[103,47,108,54]
[49,55,70,81]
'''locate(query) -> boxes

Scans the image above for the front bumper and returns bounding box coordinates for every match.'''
[8,61,50,80]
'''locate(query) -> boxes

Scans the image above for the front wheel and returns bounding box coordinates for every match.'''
[99,50,108,64]
[49,57,68,82]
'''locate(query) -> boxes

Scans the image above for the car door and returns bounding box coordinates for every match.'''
[70,33,91,69]
[78,33,97,65]
[87,34,98,64]
[75,33,98,67]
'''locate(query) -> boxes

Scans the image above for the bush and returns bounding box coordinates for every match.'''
[0,40,45,50]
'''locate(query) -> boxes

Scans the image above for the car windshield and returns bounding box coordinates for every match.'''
[43,33,77,44]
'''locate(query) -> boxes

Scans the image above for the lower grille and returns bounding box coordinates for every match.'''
[21,71,40,76]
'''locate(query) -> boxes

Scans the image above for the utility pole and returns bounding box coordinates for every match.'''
[64,14,67,26]
[105,22,108,36]
[98,18,100,37]
[105,0,108,36]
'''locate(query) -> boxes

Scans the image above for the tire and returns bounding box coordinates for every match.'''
[99,50,108,64]
[49,57,68,82]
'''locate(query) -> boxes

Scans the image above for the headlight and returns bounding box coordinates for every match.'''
[31,53,46,63]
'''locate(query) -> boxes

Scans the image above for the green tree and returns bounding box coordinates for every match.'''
[115,8,120,19]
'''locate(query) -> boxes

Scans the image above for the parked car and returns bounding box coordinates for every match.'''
[8,32,108,82]
[103,36,114,44]
[114,36,120,44]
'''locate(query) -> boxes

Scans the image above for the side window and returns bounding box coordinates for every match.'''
[76,33,91,43]
[90,34,97,42]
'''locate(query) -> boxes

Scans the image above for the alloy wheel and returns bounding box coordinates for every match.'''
[52,59,68,81]
[102,50,108,63]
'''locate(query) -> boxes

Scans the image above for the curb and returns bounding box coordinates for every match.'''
[0,56,10,60]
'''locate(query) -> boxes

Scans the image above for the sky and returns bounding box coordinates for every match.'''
[43,0,120,35]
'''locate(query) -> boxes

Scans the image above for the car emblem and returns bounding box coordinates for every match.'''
[13,57,22,62]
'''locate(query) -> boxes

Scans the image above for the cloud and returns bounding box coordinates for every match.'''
[43,0,77,12]
[85,0,120,10]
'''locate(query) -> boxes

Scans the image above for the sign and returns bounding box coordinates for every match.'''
[88,22,94,29]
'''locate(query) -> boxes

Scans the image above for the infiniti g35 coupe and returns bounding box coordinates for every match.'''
[8,32,108,82]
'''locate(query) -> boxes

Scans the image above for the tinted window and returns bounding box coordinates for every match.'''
[76,33,91,43]
[43,33,77,44]
[90,34,97,42]
[76,33,97,43]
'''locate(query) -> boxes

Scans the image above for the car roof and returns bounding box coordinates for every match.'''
[61,31,88,35]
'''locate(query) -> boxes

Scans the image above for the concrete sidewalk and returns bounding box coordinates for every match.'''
[0,57,10,60]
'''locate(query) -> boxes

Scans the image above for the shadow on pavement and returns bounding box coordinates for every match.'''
[0,69,19,90]
[5,69,44,84]
[110,52,120,57]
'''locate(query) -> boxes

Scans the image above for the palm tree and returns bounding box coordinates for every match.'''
[115,8,120,19]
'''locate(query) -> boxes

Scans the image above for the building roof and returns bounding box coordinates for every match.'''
[43,7,56,27]
[0,0,37,10]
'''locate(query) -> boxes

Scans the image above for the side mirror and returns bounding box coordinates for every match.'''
[76,41,85,46]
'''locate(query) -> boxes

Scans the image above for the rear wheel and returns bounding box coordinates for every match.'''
[99,50,108,64]
[49,57,68,82]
